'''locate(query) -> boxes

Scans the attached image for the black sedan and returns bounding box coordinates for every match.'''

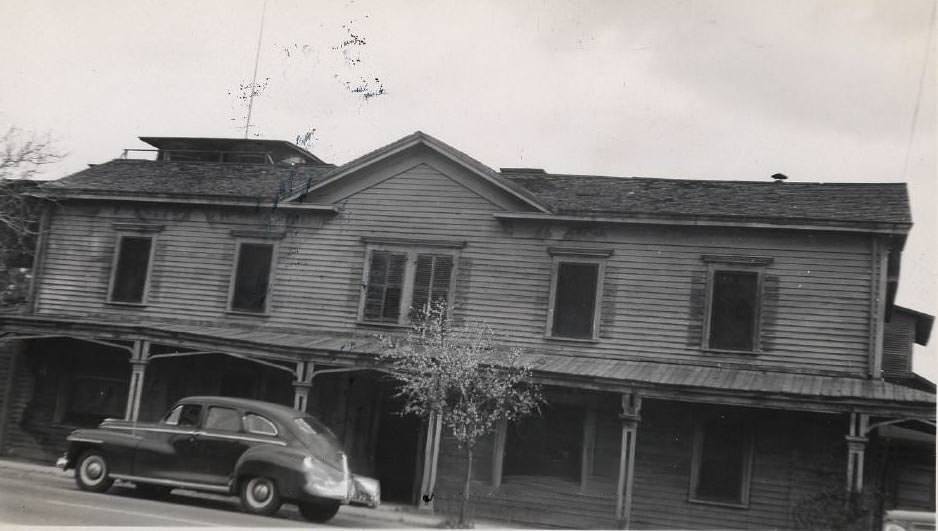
[56,396,380,523]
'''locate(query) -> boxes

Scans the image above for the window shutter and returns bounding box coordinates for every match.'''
[231,243,274,312]
[111,236,153,303]
[760,275,780,352]
[411,254,454,318]
[686,271,708,347]
[363,251,406,322]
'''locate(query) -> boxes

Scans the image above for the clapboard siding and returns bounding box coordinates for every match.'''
[36,159,874,374]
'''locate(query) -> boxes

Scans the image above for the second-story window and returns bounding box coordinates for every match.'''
[707,270,761,352]
[546,248,612,340]
[359,242,457,326]
[108,235,155,304]
[229,242,275,314]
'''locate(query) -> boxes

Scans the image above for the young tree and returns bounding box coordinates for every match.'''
[381,302,542,527]
[0,126,62,304]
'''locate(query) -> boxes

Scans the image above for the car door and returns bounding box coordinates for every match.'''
[133,402,205,483]
[198,405,252,485]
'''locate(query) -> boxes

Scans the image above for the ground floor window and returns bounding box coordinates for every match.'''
[504,402,583,481]
[63,376,127,426]
[689,414,753,506]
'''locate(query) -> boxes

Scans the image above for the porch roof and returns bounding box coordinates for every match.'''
[1,314,933,418]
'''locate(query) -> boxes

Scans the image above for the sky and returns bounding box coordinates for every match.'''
[1,0,935,379]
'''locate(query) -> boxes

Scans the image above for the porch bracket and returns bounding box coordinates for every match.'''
[845,412,869,493]
[616,391,642,529]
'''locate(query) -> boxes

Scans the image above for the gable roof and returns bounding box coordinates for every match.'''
[42,159,334,201]
[501,172,911,227]
[283,131,552,212]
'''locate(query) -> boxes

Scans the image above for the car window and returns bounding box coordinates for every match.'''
[244,413,278,436]
[205,407,241,432]
[163,404,202,427]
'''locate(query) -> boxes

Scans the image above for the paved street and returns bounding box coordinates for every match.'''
[0,463,429,528]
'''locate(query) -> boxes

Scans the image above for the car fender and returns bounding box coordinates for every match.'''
[63,427,142,473]
[233,444,309,500]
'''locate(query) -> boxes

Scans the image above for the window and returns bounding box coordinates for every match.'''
[690,415,753,506]
[229,242,275,313]
[504,403,583,481]
[245,413,278,436]
[205,407,241,432]
[108,235,154,304]
[360,244,456,325]
[546,249,610,340]
[163,404,202,427]
[63,376,127,426]
[707,270,761,352]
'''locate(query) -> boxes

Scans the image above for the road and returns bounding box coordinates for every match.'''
[0,471,417,528]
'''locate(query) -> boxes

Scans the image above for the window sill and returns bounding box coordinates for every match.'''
[702,348,762,356]
[225,310,270,318]
[543,335,599,344]
[687,497,750,510]
[355,320,409,330]
[105,301,147,308]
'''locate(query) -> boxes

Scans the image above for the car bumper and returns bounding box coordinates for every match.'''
[55,455,68,470]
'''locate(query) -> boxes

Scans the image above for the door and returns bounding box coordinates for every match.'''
[373,391,421,503]
[134,403,205,483]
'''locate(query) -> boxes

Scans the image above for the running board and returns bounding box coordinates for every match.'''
[111,474,232,494]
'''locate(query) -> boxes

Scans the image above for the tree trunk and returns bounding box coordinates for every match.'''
[459,445,473,527]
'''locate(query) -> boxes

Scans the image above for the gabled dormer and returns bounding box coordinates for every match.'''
[883,306,935,389]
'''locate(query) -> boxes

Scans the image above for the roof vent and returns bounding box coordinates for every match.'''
[771,173,788,183]
[501,168,546,174]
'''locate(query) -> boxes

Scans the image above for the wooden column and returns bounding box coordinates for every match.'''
[616,392,642,529]
[491,418,507,488]
[124,340,149,422]
[845,412,870,493]
[580,408,597,492]
[419,410,443,509]
[293,361,314,412]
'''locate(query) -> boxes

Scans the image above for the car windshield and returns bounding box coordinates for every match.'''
[293,416,344,467]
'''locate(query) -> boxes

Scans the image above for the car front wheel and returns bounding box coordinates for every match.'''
[298,500,341,523]
[240,476,282,516]
[75,451,114,493]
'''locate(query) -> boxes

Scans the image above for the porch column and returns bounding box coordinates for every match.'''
[616,392,642,530]
[293,361,314,412]
[845,412,869,493]
[124,340,149,422]
[419,410,443,509]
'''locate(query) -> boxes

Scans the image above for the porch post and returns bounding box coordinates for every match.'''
[845,412,869,493]
[616,392,642,529]
[124,340,149,422]
[293,361,314,412]
[419,410,443,509]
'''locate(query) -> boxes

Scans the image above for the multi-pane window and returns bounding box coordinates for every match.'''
[109,235,154,304]
[690,415,753,506]
[229,242,275,313]
[360,248,455,325]
[707,270,761,351]
[546,250,610,340]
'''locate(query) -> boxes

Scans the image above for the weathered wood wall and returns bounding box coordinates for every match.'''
[35,155,875,376]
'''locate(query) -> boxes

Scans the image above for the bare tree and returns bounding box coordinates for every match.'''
[382,302,542,527]
[0,126,62,303]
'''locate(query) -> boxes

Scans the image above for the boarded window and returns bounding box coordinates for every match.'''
[551,262,599,339]
[691,416,752,505]
[230,243,274,313]
[110,236,153,303]
[504,403,583,482]
[410,254,454,318]
[363,251,407,322]
[708,271,759,351]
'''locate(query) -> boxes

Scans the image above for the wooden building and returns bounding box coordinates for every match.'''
[0,132,934,529]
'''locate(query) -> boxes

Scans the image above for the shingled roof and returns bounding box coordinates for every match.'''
[44,159,334,201]
[501,172,911,226]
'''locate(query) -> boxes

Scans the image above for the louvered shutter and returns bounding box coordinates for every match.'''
[363,251,407,322]
[411,254,454,318]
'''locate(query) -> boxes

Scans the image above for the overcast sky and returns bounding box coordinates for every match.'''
[2,0,935,378]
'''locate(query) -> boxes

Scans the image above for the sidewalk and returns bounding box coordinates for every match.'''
[0,457,514,529]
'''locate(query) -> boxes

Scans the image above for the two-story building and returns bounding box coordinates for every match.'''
[0,132,933,529]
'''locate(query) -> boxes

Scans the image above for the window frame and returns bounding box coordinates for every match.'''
[688,414,755,508]
[106,232,158,306]
[701,255,772,354]
[544,248,612,342]
[357,239,461,327]
[226,239,279,316]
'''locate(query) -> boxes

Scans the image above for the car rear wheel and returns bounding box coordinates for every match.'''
[75,450,114,493]
[240,476,281,516]
[298,500,341,523]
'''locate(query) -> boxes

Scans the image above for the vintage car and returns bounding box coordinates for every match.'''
[56,396,380,523]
